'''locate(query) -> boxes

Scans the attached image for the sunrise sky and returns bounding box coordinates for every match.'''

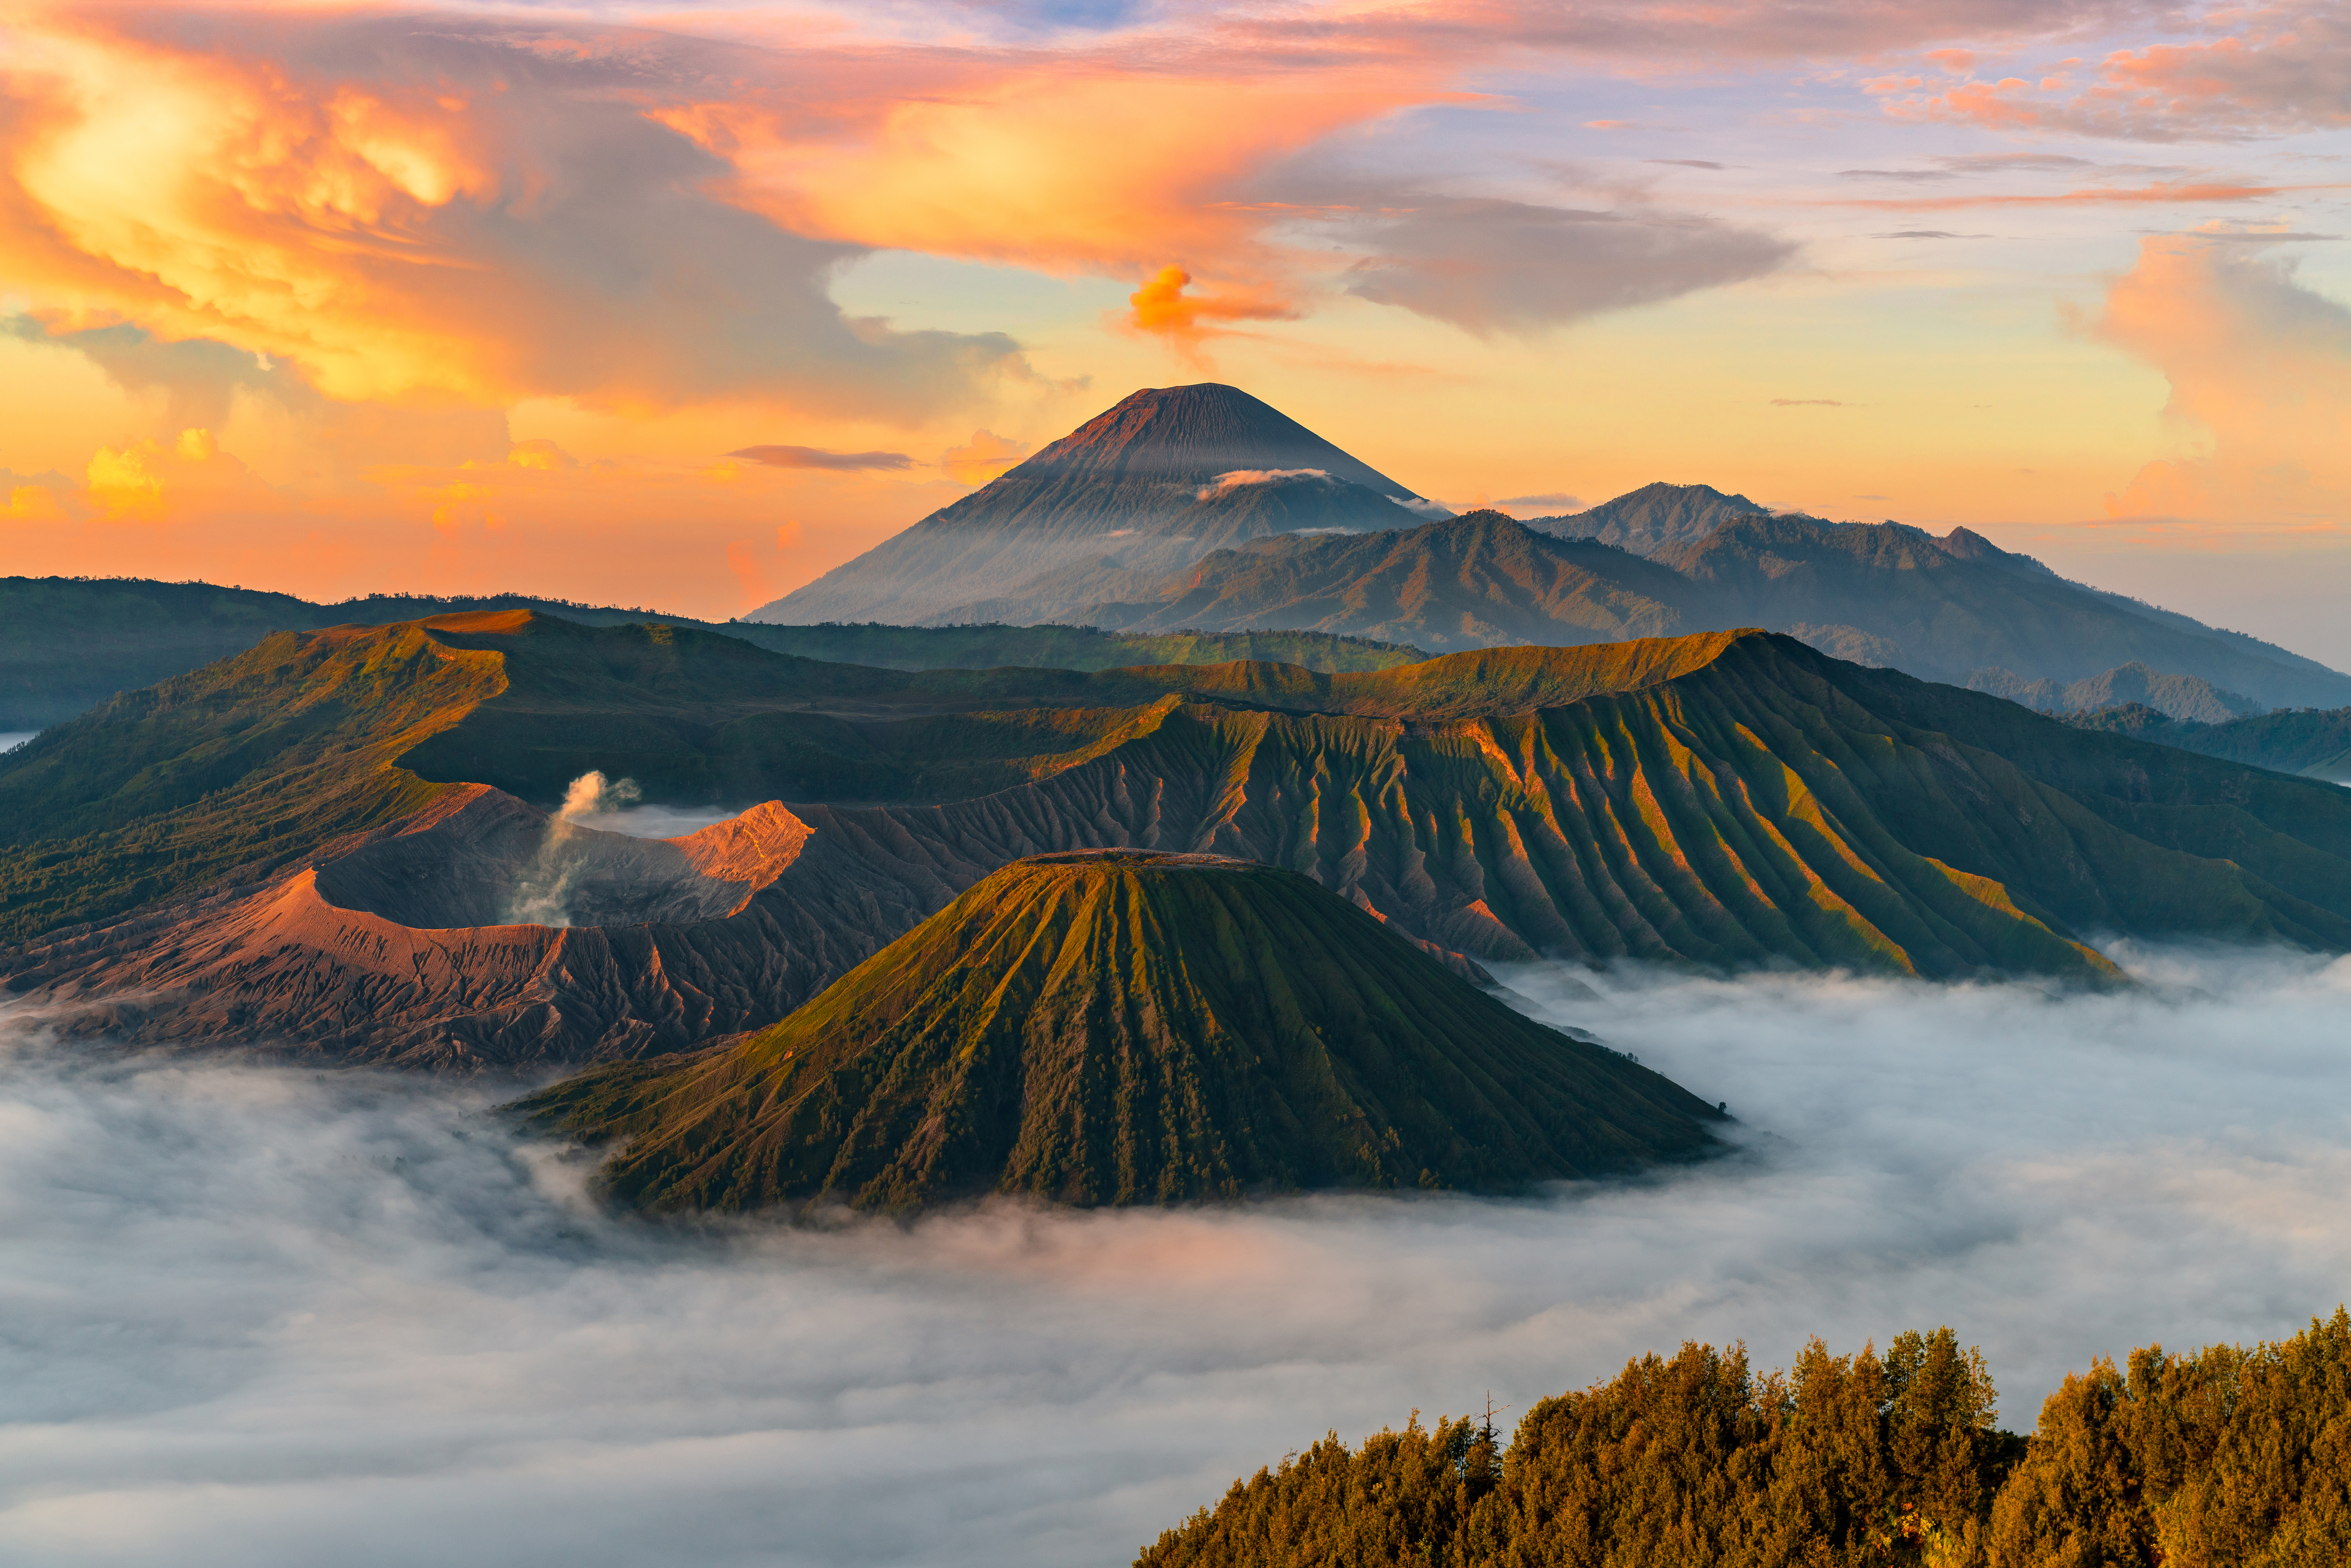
[3,0,2347,659]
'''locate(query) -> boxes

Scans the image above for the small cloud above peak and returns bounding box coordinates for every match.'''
[1771,398,1846,407]
[1498,491,1583,511]
[1647,159,1726,170]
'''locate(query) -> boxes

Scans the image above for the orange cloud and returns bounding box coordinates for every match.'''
[5,483,70,523]
[1126,266,1298,343]
[0,10,1026,416]
[942,430,1026,487]
[1880,4,2351,140]
[656,65,1440,279]
[84,427,273,522]
[724,539,776,611]
[2097,238,2351,527]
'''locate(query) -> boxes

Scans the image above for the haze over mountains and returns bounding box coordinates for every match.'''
[753,386,2351,718]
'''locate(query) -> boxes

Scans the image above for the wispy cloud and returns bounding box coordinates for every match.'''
[726,445,916,472]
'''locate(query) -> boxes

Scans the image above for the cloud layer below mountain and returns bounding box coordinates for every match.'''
[3,941,2347,1566]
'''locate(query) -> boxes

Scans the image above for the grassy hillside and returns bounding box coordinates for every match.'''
[1134,1309,2351,1568]
[518,851,1725,1213]
[0,619,502,941]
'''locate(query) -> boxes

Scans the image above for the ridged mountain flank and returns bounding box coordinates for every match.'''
[753,385,1435,625]
[16,616,2351,1067]
[518,850,1726,1214]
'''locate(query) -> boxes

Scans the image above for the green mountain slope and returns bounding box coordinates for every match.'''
[519,850,1724,1213]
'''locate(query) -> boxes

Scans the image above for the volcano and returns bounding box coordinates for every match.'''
[753,384,1436,625]
[520,849,1725,1214]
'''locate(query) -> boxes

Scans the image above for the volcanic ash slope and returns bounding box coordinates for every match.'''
[520,851,1726,1215]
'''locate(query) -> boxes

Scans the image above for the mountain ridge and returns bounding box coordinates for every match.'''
[1097,509,2351,710]
[12,614,2351,1066]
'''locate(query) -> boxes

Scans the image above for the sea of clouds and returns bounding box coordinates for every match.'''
[3,943,2348,1566]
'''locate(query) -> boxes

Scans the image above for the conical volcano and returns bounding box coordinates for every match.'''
[520,849,1723,1214]
[755,385,1435,625]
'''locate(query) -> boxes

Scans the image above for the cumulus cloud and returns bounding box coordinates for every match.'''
[0,10,1028,416]
[3,943,2349,1565]
[2097,236,2351,524]
[725,445,917,472]
[1338,196,1794,335]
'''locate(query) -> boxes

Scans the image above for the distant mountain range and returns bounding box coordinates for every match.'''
[748,387,2351,715]
[520,849,1725,1213]
[0,576,1418,730]
[756,384,1440,625]
[2068,702,2351,784]
[10,612,2351,1066]
[1092,508,2351,712]
[1968,661,2262,724]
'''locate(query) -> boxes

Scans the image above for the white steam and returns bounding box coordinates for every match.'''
[2,943,2349,1566]
[504,772,646,926]
[558,770,642,821]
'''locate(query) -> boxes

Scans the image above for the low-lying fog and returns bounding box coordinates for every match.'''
[0,731,36,755]
[4,945,2348,1567]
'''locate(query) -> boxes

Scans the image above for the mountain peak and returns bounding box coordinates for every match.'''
[753,384,1432,626]
[519,849,1725,1213]
[1527,481,1772,558]
[1010,383,1416,492]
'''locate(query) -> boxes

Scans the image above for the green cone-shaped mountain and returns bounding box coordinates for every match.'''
[520,849,1724,1213]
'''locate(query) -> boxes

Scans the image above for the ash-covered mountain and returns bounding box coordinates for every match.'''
[750,383,1439,625]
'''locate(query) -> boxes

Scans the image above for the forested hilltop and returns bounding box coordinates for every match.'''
[1138,1310,2351,1567]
